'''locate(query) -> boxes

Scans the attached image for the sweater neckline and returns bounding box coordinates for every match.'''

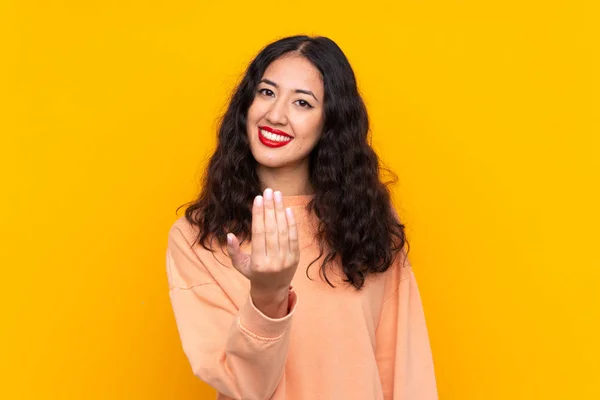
[282,194,316,207]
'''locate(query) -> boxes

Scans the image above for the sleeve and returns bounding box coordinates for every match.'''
[166,224,297,400]
[375,263,438,399]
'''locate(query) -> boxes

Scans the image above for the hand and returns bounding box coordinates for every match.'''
[226,188,300,317]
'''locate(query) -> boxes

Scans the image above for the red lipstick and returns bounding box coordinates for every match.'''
[258,126,293,148]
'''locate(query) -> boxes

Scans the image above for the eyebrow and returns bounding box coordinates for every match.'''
[259,79,320,103]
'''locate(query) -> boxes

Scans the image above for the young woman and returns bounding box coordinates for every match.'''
[167,35,438,399]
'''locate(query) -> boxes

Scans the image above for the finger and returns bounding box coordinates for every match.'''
[251,195,266,258]
[226,233,251,278]
[286,207,299,257]
[274,191,288,256]
[226,233,242,267]
[263,188,279,257]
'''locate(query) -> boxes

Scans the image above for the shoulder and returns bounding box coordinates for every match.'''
[380,247,413,300]
[168,216,200,247]
[166,216,216,289]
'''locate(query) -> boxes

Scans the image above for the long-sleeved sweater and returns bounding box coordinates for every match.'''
[166,194,438,399]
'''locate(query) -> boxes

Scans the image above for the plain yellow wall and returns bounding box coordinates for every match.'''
[1,1,598,399]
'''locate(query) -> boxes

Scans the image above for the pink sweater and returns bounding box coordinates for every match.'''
[167,194,438,399]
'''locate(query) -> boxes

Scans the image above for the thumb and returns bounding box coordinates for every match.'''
[226,233,251,278]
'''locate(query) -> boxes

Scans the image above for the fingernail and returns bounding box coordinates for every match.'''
[227,234,233,245]
[265,188,273,201]
[255,196,263,206]
[274,191,282,203]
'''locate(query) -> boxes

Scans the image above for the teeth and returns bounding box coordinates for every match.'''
[261,129,292,142]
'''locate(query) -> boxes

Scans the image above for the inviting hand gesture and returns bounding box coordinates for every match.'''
[226,188,300,317]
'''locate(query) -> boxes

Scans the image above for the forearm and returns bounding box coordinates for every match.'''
[170,285,297,400]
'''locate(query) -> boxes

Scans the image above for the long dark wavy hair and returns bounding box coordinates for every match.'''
[179,35,410,290]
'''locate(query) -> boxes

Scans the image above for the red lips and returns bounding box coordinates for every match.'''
[258,126,293,148]
[259,126,292,138]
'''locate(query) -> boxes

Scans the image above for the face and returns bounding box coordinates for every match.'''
[246,53,325,170]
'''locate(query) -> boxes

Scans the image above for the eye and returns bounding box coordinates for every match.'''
[258,88,274,97]
[295,99,314,109]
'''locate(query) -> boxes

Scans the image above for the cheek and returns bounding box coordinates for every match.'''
[246,104,261,139]
[294,113,323,140]
[246,103,258,124]
[247,98,269,122]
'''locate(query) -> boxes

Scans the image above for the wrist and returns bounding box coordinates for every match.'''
[250,284,290,301]
[250,286,291,318]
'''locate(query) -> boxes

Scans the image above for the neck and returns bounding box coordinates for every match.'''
[256,163,314,196]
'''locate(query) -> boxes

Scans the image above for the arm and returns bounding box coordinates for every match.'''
[375,262,438,399]
[167,225,296,400]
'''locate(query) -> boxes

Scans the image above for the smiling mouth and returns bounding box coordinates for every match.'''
[258,127,293,148]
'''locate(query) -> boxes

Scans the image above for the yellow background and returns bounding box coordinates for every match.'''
[1,1,598,399]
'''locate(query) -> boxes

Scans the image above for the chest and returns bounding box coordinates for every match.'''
[290,245,387,340]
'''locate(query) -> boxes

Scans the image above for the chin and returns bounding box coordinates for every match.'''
[253,154,289,169]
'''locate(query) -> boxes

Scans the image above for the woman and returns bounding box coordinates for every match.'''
[167,35,438,399]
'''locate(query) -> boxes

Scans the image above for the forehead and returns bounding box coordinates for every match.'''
[262,54,323,95]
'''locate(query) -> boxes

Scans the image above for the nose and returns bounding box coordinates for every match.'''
[265,97,288,126]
